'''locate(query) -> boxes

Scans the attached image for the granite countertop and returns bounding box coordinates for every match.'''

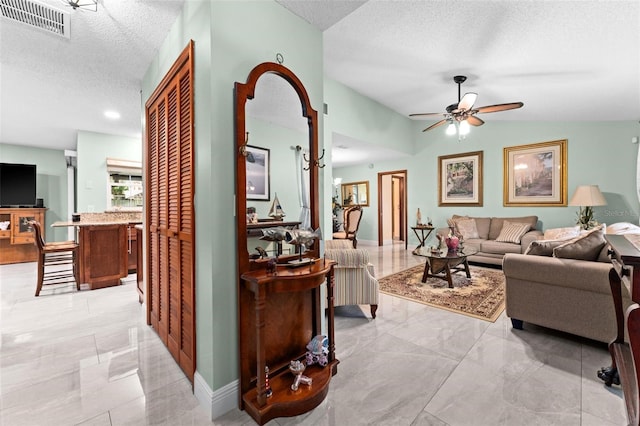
[52,212,143,227]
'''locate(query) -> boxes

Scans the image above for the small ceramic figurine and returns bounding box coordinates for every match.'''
[266,258,277,274]
[289,360,312,391]
[265,365,273,398]
[305,335,328,367]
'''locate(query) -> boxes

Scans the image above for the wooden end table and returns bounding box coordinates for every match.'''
[411,225,435,255]
[414,247,478,288]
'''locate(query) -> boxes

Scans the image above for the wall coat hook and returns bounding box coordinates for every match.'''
[303,148,325,170]
[239,132,249,157]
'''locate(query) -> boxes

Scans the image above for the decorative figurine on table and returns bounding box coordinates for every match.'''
[265,365,273,398]
[289,360,312,391]
[305,335,328,367]
[266,258,277,274]
[246,206,258,224]
[255,246,268,259]
[268,193,286,221]
[445,233,459,253]
[285,227,322,263]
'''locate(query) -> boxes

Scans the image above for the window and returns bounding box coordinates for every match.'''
[107,158,142,211]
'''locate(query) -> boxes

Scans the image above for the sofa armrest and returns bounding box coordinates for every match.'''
[503,253,611,294]
[520,230,544,253]
[325,248,370,268]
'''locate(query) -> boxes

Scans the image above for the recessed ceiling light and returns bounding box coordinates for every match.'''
[104,110,121,120]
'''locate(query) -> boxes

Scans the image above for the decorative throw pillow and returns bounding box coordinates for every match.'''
[495,221,531,244]
[552,225,606,261]
[455,218,479,240]
[607,222,640,235]
[543,226,580,241]
[524,239,567,256]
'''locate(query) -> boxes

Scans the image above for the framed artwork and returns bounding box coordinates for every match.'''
[341,181,370,206]
[503,139,567,206]
[245,145,270,201]
[438,151,483,206]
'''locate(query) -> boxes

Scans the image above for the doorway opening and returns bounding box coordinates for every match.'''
[377,170,407,249]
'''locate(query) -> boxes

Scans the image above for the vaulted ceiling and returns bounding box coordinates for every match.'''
[2,0,638,165]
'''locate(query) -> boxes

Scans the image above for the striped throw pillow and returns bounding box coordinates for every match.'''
[495,221,531,244]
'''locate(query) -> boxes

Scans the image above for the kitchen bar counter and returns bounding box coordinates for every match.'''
[52,211,142,228]
[52,212,142,290]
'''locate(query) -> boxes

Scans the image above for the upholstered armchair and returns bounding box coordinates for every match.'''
[324,239,378,318]
[332,205,363,248]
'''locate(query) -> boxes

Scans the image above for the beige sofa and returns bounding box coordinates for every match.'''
[438,215,543,266]
[503,253,620,343]
[503,223,638,343]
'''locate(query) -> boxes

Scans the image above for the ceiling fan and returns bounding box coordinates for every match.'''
[410,75,523,133]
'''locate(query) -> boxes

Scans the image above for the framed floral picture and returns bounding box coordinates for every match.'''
[245,145,270,201]
[438,151,483,206]
[503,139,567,206]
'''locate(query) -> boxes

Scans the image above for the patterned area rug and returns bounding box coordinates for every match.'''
[378,263,505,322]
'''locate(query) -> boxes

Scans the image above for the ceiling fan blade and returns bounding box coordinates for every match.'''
[467,116,484,126]
[409,112,445,118]
[422,119,448,132]
[457,92,477,111]
[475,102,524,114]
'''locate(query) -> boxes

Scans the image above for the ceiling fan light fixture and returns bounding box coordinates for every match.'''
[446,121,457,135]
[458,119,470,135]
[61,0,97,12]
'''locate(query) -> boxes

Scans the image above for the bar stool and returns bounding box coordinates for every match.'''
[29,220,80,296]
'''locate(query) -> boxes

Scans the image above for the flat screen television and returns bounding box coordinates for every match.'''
[0,163,37,207]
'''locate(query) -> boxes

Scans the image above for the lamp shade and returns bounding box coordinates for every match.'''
[569,185,607,207]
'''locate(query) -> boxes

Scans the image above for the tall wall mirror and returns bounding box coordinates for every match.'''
[341,181,369,207]
[235,62,320,272]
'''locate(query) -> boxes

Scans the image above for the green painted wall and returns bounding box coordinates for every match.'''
[76,131,141,213]
[334,118,640,248]
[0,143,68,241]
[142,0,323,392]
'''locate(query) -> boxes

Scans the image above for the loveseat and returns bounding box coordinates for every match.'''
[503,223,637,343]
[437,215,543,266]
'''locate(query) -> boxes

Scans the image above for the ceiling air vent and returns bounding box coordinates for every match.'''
[0,0,69,38]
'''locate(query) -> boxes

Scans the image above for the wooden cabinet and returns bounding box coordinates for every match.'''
[126,224,139,273]
[239,260,337,425]
[78,224,128,290]
[145,41,195,382]
[0,207,46,264]
[136,225,143,303]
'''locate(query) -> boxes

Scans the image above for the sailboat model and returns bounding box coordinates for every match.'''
[268,193,286,221]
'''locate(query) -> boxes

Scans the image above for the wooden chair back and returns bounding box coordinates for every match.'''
[28,220,45,252]
[343,205,363,236]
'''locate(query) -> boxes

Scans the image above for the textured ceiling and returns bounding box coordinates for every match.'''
[0,0,185,150]
[2,0,639,167]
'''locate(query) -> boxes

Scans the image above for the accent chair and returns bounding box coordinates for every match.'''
[332,205,363,248]
[324,239,378,318]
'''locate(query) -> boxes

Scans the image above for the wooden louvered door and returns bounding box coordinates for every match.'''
[145,41,195,382]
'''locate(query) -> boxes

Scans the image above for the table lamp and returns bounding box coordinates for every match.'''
[569,185,607,230]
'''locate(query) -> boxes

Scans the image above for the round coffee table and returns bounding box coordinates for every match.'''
[414,247,478,288]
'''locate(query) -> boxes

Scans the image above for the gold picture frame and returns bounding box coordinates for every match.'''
[438,151,483,206]
[341,181,370,207]
[503,139,567,206]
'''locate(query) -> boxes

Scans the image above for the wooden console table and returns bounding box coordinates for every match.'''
[600,234,640,425]
[239,259,338,425]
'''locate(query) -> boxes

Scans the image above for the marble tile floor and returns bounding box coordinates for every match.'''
[0,243,627,425]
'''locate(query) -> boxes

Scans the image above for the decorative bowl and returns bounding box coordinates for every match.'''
[0,221,9,231]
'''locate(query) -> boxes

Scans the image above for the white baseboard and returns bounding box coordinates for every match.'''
[194,370,238,420]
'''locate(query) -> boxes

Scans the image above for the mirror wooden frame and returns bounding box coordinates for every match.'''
[235,62,320,273]
[341,180,370,207]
